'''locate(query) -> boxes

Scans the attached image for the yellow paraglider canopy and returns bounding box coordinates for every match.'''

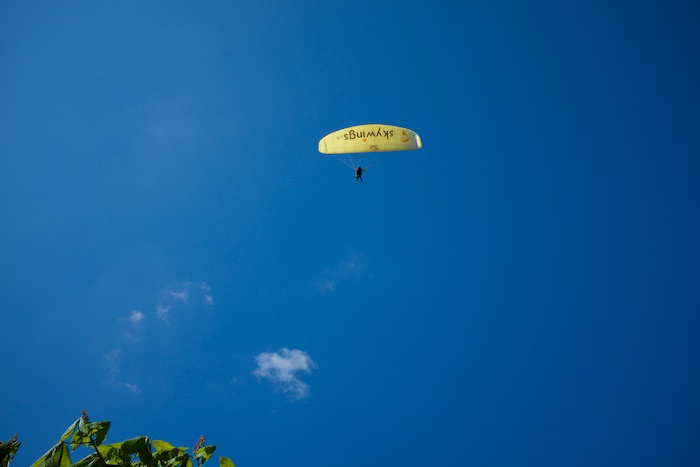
[318,124,422,155]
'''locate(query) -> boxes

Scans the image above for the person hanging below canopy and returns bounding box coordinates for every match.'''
[355,166,365,184]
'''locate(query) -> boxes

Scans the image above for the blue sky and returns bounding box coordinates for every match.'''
[2,1,700,466]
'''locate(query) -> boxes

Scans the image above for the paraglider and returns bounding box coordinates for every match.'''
[318,124,422,183]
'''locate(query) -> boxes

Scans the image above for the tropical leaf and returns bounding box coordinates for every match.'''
[59,420,80,443]
[152,440,176,453]
[70,421,110,449]
[194,446,216,466]
[30,418,235,467]
[30,443,71,467]
[95,445,119,465]
[0,437,21,467]
[89,422,110,447]
[154,441,191,467]
[120,437,149,455]
[120,437,155,466]
[66,453,101,467]
[101,443,133,467]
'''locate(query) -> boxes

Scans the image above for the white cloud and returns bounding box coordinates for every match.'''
[101,279,215,392]
[316,253,368,294]
[253,348,317,401]
[156,304,172,322]
[103,348,140,394]
[122,383,142,394]
[165,290,189,303]
[104,348,122,380]
[122,309,144,326]
[156,282,214,322]
[318,278,337,294]
[201,282,214,305]
[118,310,145,341]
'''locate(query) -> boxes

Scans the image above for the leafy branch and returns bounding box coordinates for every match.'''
[0,434,20,467]
[1,411,235,467]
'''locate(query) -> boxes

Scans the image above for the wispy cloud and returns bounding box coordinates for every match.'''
[253,348,317,401]
[121,309,144,326]
[102,280,214,393]
[316,253,368,294]
[103,348,141,394]
[104,348,122,381]
[118,309,145,342]
[156,282,214,322]
[156,304,173,322]
[122,383,142,394]
[200,283,214,305]
[165,290,189,303]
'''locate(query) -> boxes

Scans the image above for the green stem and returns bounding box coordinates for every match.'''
[90,437,109,467]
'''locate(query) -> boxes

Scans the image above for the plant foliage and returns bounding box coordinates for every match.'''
[3,412,235,467]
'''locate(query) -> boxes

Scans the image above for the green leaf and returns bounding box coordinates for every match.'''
[154,442,189,467]
[100,444,129,466]
[170,452,190,467]
[58,444,72,467]
[89,421,110,447]
[70,432,90,450]
[152,440,176,452]
[29,448,49,467]
[119,437,155,467]
[66,453,102,467]
[77,419,88,436]
[194,446,216,466]
[120,437,149,455]
[0,438,21,467]
[95,445,114,462]
[60,420,80,443]
[70,421,110,449]
[219,457,235,467]
[31,442,71,467]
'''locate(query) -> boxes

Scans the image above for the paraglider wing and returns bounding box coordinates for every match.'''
[318,124,422,154]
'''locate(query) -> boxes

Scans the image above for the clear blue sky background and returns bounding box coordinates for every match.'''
[2,1,700,466]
